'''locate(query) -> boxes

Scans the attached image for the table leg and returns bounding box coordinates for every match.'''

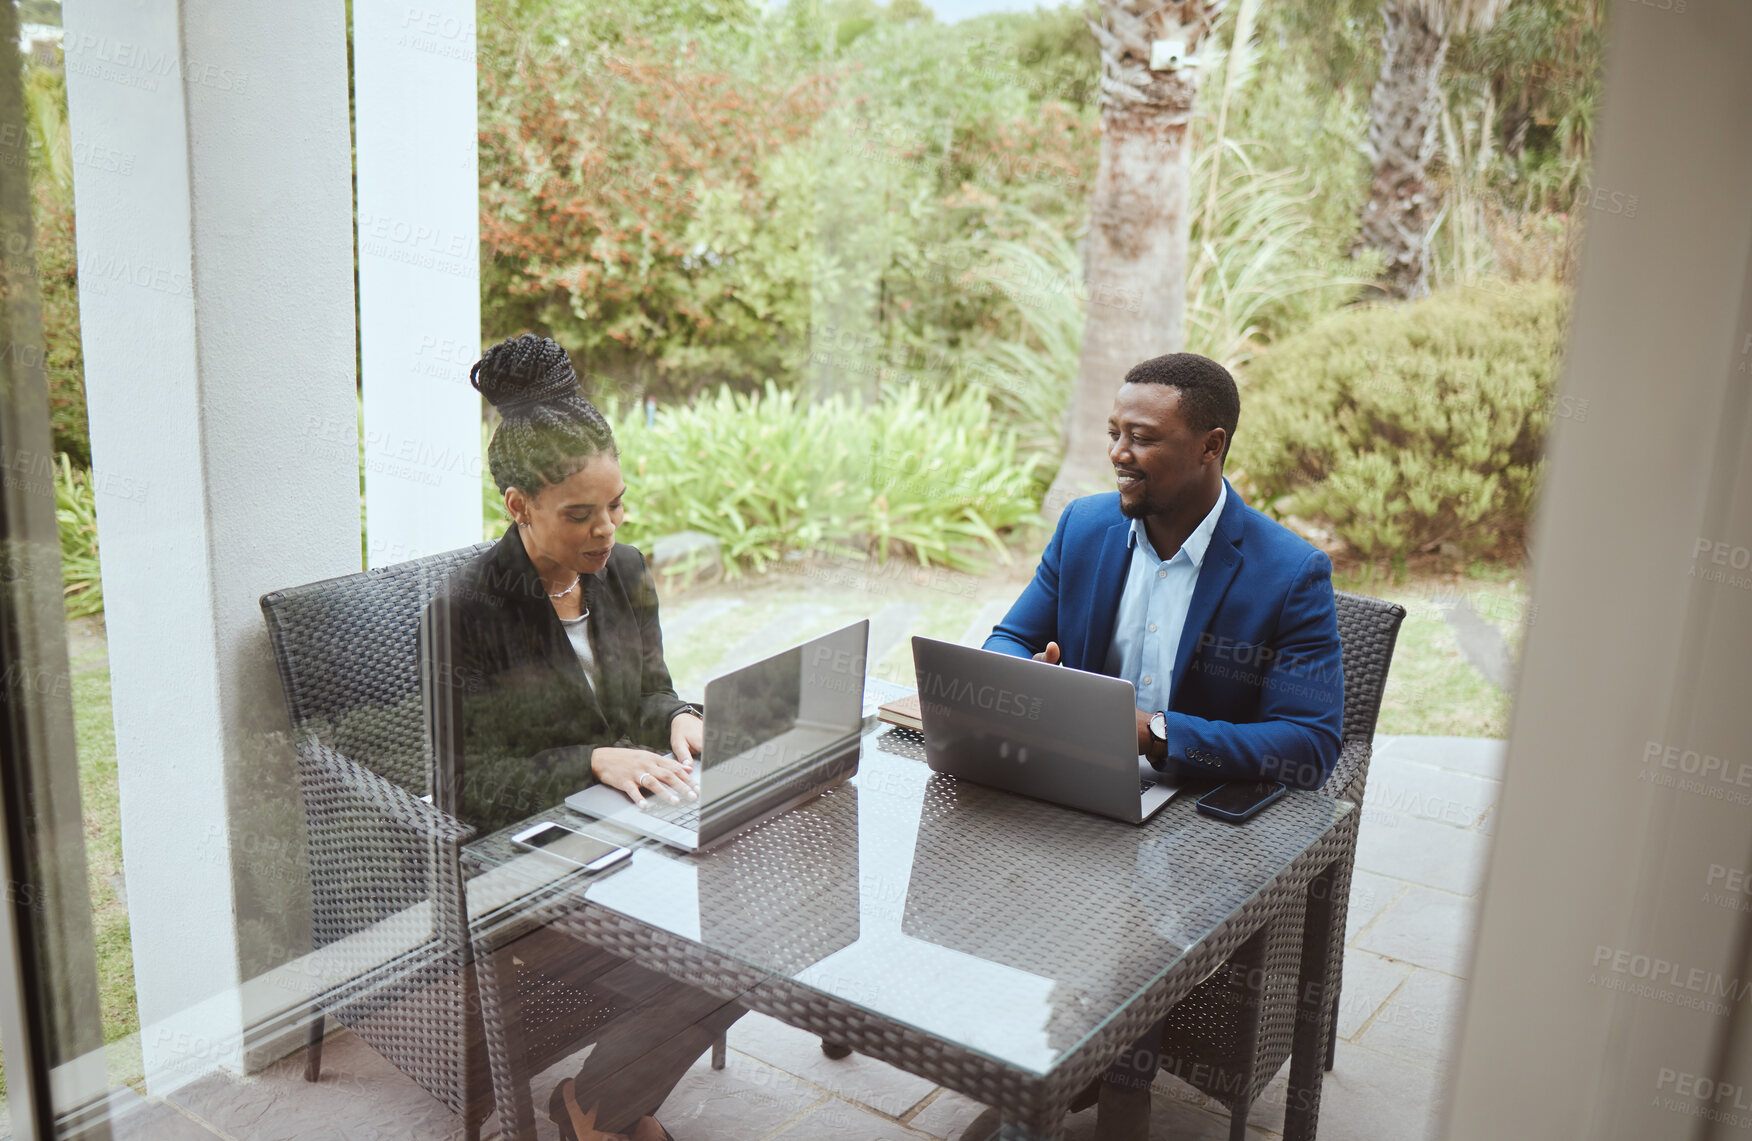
[1284,860,1339,1141]
[476,936,538,1141]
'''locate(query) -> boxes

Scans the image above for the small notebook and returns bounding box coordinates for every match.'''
[875,693,922,731]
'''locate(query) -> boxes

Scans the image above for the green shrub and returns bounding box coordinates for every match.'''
[483,382,1044,573]
[55,454,103,617]
[1231,282,1570,558]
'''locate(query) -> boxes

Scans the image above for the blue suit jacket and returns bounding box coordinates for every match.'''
[983,482,1344,789]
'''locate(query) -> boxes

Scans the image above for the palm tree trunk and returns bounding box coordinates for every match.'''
[1045,4,1212,515]
[1356,0,1450,300]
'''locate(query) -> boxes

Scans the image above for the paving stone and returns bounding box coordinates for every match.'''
[1354,809,1492,897]
[1377,736,1506,782]
[1281,1042,1444,1141]
[1355,967,1467,1072]
[107,1090,225,1141]
[655,1049,829,1141]
[1343,869,1408,942]
[1355,887,1477,978]
[726,1012,937,1121]
[167,1028,468,1141]
[904,1089,988,1139]
[768,1099,931,1140]
[1333,948,1416,1041]
[1364,756,1499,829]
[1088,1078,1269,1141]
[1243,1068,1291,1136]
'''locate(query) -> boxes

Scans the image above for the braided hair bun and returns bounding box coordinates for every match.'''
[471,334,617,494]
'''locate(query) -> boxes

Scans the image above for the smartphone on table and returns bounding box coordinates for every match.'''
[511,821,634,873]
[1195,780,1288,824]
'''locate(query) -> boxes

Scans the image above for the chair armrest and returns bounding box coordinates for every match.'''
[296,734,481,956]
[297,734,475,847]
[1320,736,1374,806]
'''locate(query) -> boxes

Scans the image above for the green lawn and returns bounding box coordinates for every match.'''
[1331,567,1525,739]
[73,665,139,1049]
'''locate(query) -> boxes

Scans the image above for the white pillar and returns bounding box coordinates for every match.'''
[353,2,483,567]
[1444,3,1752,1137]
[62,0,359,1091]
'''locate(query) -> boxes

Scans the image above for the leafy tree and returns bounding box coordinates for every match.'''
[1445,0,1604,210]
[476,19,834,399]
[1045,0,1230,511]
[20,56,86,463]
[1354,0,1512,299]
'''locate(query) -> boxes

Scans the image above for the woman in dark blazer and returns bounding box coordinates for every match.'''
[425,334,738,1141]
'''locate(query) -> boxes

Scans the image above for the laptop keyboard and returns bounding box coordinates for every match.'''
[646,795,701,829]
[1140,779,1158,795]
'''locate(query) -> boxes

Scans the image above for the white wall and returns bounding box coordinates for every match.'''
[354,1,483,567]
[62,0,359,1091]
[1444,3,1752,1137]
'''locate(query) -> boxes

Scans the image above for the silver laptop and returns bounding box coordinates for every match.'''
[567,620,869,851]
[910,636,1180,824]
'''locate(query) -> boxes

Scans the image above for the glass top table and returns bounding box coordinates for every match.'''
[462,725,1354,1139]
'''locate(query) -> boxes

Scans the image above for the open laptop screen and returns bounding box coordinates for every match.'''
[702,624,866,803]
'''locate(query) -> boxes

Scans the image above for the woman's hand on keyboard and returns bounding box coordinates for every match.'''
[669,712,704,768]
[591,747,697,809]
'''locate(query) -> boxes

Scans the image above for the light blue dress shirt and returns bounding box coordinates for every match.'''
[1104,483,1228,715]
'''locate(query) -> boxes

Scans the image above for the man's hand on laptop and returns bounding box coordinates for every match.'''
[1032,641,1062,665]
[591,747,697,809]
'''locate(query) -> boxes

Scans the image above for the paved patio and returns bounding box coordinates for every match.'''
[86,731,1498,1141]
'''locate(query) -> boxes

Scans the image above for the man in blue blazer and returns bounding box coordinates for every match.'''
[985,352,1344,789]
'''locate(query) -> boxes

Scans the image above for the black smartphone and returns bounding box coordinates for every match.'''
[511,821,633,873]
[1195,780,1288,824]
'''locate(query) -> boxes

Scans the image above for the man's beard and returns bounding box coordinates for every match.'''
[1118,483,1163,519]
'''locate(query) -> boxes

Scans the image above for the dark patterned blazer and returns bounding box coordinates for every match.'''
[422,526,693,834]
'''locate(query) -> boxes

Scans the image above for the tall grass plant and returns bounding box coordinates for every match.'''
[483,382,1044,574]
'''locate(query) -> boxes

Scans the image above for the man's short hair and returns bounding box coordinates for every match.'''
[1123,353,1239,461]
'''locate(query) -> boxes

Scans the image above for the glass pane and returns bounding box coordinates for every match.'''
[0,0,1595,1138]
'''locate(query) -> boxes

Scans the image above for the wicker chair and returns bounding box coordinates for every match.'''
[1146,590,1406,1137]
[261,544,688,1139]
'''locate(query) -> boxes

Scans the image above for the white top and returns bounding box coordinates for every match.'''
[558,610,602,697]
[1103,482,1228,715]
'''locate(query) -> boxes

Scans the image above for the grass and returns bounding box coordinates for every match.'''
[72,659,139,1048]
[0,625,136,1103]
[1334,566,1525,738]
